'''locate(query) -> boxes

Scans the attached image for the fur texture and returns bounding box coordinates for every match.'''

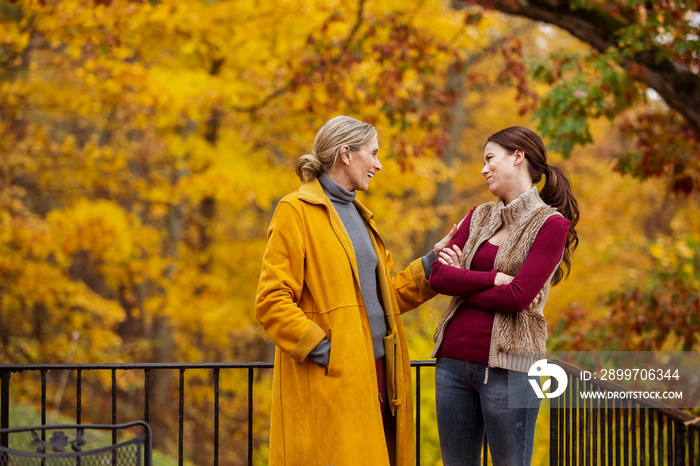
[432,187,562,372]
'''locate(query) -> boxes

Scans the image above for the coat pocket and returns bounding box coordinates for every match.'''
[323,328,333,376]
[383,326,404,415]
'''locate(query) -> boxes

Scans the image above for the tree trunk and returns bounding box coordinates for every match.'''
[148,164,184,453]
[191,57,224,465]
[417,63,468,254]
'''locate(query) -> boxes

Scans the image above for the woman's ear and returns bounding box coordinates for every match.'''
[513,149,526,166]
[339,145,351,165]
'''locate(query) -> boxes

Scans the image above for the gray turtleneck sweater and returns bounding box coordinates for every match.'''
[307,173,437,367]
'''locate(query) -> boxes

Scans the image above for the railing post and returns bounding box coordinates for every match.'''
[674,421,686,466]
[144,368,150,425]
[0,369,10,448]
[550,386,559,466]
[248,366,254,466]
[41,370,47,428]
[214,367,220,466]
[77,369,83,424]
[179,368,185,466]
[415,364,420,466]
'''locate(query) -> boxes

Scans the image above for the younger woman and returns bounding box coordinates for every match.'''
[430,126,579,466]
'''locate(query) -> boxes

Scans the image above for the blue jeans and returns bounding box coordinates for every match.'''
[435,358,541,466]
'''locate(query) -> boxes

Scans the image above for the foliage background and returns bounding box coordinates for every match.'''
[1,0,698,464]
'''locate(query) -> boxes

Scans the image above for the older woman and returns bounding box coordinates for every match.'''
[430,126,579,466]
[256,116,456,466]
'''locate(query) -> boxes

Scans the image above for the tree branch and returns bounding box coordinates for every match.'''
[451,0,700,132]
[345,0,367,44]
[232,0,366,114]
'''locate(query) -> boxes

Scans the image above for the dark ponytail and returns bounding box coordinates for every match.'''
[486,126,579,285]
[539,163,579,285]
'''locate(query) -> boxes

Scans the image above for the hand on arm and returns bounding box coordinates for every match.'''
[432,214,467,254]
[422,219,463,279]
[437,244,463,268]
[429,209,499,296]
[493,272,541,308]
[494,272,514,286]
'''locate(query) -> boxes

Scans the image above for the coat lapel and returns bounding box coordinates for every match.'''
[298,178,361,287]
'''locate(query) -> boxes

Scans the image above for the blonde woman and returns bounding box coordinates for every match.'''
[256,116,456,466]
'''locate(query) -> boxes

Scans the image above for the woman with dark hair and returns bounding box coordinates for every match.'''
[429,126,579,465]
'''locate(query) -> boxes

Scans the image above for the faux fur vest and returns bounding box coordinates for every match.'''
[432,187,563,372]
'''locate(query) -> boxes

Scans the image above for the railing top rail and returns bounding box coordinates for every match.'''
[0,360,436,372]
[410,360,436,367]
[0,362,275,371]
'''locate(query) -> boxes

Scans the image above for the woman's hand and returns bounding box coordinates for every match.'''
[494,272,514,286]
[494,272,543,310]
[433,223,458,255]
[438,245,463,268]
[526,291,543,311]
[432,216,466,254]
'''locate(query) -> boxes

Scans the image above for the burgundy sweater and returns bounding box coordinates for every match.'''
[429,207,569,364]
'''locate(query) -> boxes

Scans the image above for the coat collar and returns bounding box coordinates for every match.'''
[298,177,329,205]
[299,177,375,223]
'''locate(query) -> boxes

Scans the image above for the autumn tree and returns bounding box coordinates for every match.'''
[443,1,700,363]
[3,0,699,463]
[453,0,700,194]
[0,0,495,462]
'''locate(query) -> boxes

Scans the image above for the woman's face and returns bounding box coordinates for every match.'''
[481,141,517,198]
[344,136,381,192]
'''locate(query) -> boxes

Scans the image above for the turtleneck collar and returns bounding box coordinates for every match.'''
[318,173,356,205]
[496,186,543,228]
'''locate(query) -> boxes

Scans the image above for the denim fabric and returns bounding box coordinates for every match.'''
[435,358,541,466]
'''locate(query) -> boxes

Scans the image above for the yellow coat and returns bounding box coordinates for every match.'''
[255,178,436,466]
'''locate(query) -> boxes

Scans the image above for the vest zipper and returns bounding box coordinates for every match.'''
[484,366,489,384]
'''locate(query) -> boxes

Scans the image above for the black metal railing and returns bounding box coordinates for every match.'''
[550,359,700,466]
[1,361,442,466]
[1,360,698,465]
[1,362,275,466]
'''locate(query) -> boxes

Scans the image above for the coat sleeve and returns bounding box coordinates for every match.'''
[386,250,438,314]
[255,200,326,363]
